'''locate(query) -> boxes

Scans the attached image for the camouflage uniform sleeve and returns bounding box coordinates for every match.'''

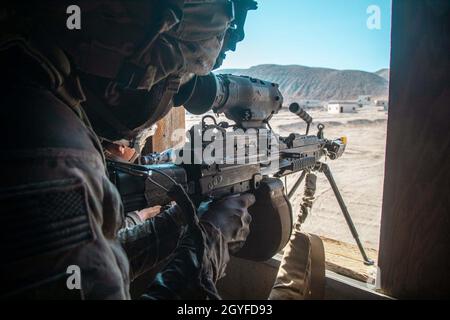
[124,211,144,228]
[137,192,230,301]
[140,222,228,300]
[118,205,186,281]
[0,86,131,299]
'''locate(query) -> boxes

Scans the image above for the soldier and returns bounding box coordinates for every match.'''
[0,0,256,299]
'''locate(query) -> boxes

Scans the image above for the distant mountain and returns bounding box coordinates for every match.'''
[375,68,390,81]
[217,64,389,103]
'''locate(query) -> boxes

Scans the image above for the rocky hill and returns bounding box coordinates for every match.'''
[217,64,389,103]
[375,68,390,81]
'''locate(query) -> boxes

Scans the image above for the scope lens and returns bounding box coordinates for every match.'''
[173,73,219,115]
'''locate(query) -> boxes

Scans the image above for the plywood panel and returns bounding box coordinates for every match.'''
[144,107,186,153]
[322,237,378,283]
[379,0,450,299]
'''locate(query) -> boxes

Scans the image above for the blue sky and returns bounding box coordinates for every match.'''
[222,0,392,72]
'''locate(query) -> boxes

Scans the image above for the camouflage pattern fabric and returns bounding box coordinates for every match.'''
[0,0,238,299]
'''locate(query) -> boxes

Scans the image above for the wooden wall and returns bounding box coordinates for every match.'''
[144,107,185,154]
[379,0,450,299]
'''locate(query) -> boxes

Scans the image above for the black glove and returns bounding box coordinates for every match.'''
[199,193,255,253]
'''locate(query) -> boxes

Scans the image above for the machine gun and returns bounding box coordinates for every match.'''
[107,73,373,265]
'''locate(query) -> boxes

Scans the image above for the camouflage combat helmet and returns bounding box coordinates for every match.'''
[1,0,257,146]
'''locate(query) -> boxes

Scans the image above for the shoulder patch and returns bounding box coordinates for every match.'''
[0,179,95,263]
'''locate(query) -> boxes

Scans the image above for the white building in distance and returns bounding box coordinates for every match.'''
[376,99,389,110]
[358,95,373,107]
[327,101,358,114]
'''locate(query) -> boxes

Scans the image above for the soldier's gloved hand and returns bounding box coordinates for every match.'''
[141,194,255,300]
[199,193,255,253]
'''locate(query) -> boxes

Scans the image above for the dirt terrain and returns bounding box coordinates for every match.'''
[186,106,388,251]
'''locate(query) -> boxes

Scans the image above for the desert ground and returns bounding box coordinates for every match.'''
[186,106,388,251]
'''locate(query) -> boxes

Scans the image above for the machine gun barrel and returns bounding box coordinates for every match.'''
[289,103,313,135]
